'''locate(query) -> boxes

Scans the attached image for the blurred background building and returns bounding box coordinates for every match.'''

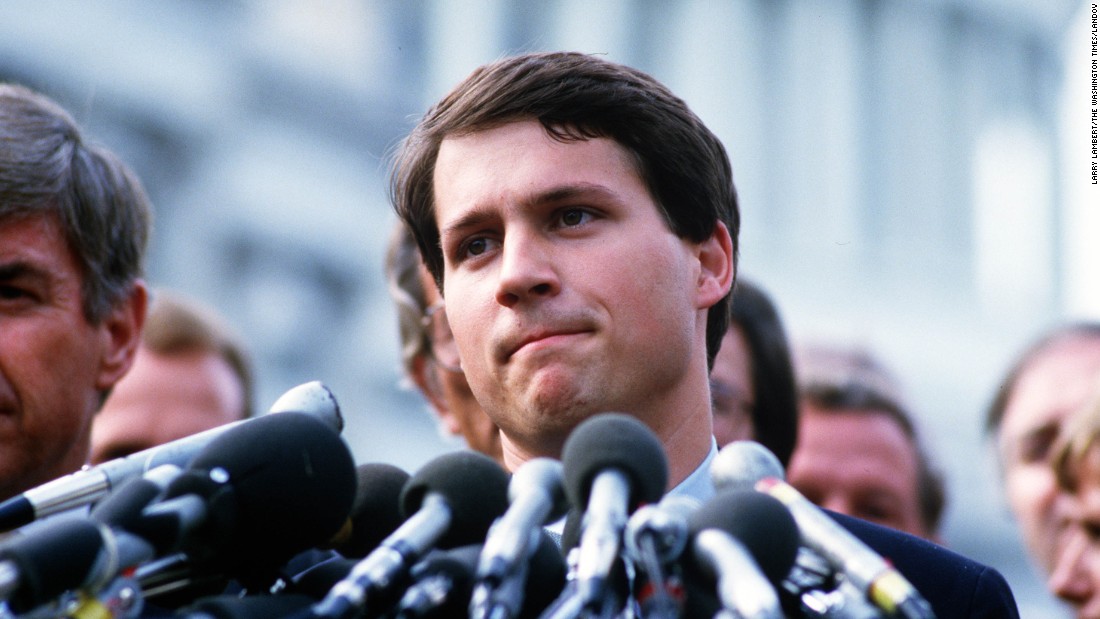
[0,0,1093,615]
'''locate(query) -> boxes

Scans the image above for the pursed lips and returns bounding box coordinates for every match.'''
[502,328,590,361]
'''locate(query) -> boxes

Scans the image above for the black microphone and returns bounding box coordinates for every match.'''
[0,515,157,614]
[685,489,800,619]
[756,478,935,619]
[544,413,668,619]
[327,463,411,559]
[233,463,411,607]
[393,544,481,618]
[0,381,344,533]
[127,411,357,586]
[0,464,187,614]
[311,450,510,619]
[470,457,567,619]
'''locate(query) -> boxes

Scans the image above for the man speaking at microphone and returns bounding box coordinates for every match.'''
[390,51,1018,618]
[0,84,148,502]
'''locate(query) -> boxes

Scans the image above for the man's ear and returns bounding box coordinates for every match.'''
[95,281,148,392]
[695,221,735,309]
[410,355,462,436]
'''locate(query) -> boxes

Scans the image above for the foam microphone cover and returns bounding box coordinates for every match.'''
[560,413,668,511]
[400,450,510,549]
[519,529,569,619]
[0,517,104,613]
[164,411,357,576]
[334,463,411,558]
[687,488,800,585]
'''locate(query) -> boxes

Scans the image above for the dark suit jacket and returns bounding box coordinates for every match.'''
[832,511,1019,619]
[561,504,1019,618]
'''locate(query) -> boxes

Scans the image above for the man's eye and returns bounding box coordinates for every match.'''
[459,237,499,259]
[1020,426,1059,463]
[466,238,488,256]
[0,285,30,300]
[559,208,592,227]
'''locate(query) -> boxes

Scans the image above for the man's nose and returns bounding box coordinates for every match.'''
[1049,529,1095,606]
[494,231,560,307]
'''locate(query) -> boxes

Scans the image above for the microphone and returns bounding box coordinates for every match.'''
[0,381,344,532]
[685,489,801,619]
[139,412,355,583]
[470,458,568,619]
[709,440,785,492]
[0,515,157,614]
[756,478,935,619]
[0,411,356,613]
[393,544,481,618]
[311,450,510,619]
[327,463,411,559]
[624,494,699,569]
[544,413,668,619]
[0,465,186,614]
[622,495,700,619]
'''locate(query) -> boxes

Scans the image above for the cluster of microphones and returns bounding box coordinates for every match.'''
[0,382,938,619]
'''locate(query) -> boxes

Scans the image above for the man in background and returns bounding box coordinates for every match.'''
[788,344,945,541]
[0,83,148,500]
[90,290,253,464]
[384,222,502,464]
[986,323,1100,608]
[1049,380,1100,618]
[710,277,799,466]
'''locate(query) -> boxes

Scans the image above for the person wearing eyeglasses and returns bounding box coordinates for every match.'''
[384,222,503,464]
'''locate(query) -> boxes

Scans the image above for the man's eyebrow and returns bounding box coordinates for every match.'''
[523,183,618,207]
[440,183,620,239]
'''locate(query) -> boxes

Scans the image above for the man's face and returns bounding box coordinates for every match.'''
[414,267,503,464]
[432,119,725,462]
[90,346,245,464]
[0,213,128,498]
[710,326,756,447]
[788,405,932,539]
[998,338,1100,574]
[1049,444,1100,618]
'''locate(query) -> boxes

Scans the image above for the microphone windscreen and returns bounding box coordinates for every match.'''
[519,530,568,619]
[0,517,104,613]
[710,440,785,492]
[170,411,357,575]
[400,450,510,549]
[90,473,170,529]
[335,463,410,558]
[560,413,668,511]
[687,489,799,585]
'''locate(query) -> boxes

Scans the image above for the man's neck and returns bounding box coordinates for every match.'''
[499,407,715,493]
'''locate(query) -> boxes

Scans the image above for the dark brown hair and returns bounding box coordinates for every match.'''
[390,51,739,365]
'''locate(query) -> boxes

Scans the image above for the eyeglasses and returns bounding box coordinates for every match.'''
[422,302,462,372]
